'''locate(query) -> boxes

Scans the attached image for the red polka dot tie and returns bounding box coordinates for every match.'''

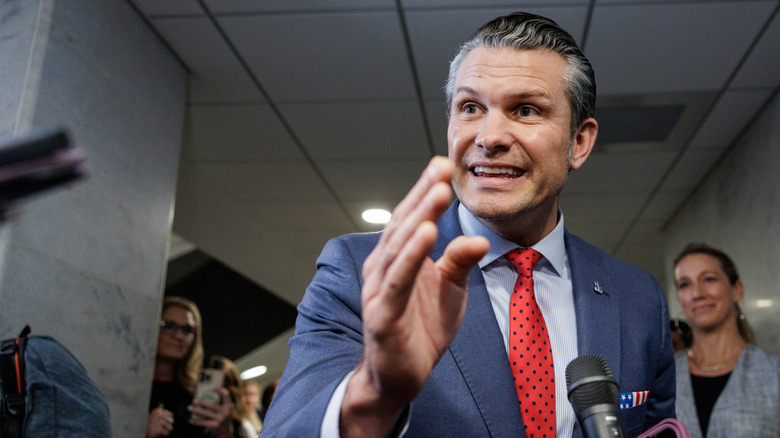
[506,248,555,437]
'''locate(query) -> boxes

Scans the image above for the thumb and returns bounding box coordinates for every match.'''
[437,236,489,286]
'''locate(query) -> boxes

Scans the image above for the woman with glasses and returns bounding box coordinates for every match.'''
[146,296,232,438]
[673,243,779,438]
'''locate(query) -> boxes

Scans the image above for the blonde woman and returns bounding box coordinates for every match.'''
[673,243,779,438]
[146,297,232,438]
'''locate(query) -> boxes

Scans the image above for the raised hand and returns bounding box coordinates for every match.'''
[340,156,489,437]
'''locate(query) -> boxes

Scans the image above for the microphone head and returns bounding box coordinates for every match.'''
[565,354,620,414]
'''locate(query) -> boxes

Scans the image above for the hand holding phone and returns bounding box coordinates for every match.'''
[191,369,224,421]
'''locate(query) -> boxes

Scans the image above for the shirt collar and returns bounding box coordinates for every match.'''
[457,203,566,276]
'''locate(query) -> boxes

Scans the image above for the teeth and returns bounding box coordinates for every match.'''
[473,166,522,176]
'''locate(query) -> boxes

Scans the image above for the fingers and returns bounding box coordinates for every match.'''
[147,408,173,437]
[437,236,490,286]
[363,157,453,298]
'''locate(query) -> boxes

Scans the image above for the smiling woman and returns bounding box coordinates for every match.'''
[672,243,780,438]
[146,297,234,438]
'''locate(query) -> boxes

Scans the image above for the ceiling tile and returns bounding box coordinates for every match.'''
[660,148,723,192]
[151,17,264,103]
[690,89,774,149]
[564,151,677,195]
[241,200,355,231]
[203,0,394,13]
[594,93,717,153]
[199,161,335,201]
[218,12,416,101]
[424,100,449,156]
[406,6,589,99]
[318,159,430,202]
[278,101,431,160]
[184,104,303,161]
[587,1,778,94]
[268,229,353,271]
[731,9,780,89]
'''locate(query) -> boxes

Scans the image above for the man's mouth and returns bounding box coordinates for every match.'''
[471,166,524,178]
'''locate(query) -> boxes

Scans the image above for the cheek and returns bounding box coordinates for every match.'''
[447,122,473,153]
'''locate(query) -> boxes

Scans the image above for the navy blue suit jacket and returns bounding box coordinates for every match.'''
[260,202,675,437]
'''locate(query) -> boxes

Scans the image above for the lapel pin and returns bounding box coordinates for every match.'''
[593,281,606,295]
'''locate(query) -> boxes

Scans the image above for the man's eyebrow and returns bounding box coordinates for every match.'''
[452,85,477,97]
[452,86,553,102]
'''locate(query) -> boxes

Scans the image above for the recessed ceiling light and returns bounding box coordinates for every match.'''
[362,208,391,224]
[755,299,773,308]
[240,365,267,380]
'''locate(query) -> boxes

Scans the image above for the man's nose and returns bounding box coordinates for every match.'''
[476,112,514,152]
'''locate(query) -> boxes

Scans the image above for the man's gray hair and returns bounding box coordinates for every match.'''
[445,12,596,137]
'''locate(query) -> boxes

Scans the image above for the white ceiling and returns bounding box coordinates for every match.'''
[130,0,780,381]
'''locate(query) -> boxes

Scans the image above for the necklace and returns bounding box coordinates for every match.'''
[687,349,739,373]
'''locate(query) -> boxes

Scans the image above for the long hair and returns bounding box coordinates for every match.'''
[674,243,756,344]
[445,12,596,138]
[162,296,204,393]
[209,356,250,422]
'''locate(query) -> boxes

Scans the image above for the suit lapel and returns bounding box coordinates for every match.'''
[435,203,525,436]
[566,232,622,380]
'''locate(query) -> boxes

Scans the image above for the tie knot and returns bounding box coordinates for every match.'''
[505,248,543,277]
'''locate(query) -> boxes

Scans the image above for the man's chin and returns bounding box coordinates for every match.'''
[460,199,530,223]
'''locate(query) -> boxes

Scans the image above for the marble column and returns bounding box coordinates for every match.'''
[0,0,186,436]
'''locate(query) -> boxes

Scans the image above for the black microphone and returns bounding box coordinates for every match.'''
[566,355,626,438]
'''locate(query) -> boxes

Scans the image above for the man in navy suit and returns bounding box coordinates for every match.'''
[260,12,675,438]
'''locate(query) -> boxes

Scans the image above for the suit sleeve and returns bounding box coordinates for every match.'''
[259,235,371,437]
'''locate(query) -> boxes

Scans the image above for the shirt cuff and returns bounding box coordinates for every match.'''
[320,370,411,438]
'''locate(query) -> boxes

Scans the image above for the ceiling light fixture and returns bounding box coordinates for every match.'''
[755,299,774,308]
[240,365,268,380]
[362,208,391,224]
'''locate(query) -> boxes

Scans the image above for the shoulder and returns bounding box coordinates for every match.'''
[743,344,780,373]
[318,232,382,265]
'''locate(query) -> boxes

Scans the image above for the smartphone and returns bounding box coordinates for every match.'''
[191,368,224,421]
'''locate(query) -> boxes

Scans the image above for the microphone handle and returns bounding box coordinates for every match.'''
[578,403,626,438]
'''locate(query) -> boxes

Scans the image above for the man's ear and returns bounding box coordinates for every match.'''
[570,117,598,171]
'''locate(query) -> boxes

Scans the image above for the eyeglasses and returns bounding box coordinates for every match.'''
[160,320,196,336]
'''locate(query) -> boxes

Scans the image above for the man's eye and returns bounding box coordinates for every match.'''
[463,104,477,114]
[519,106,534,117]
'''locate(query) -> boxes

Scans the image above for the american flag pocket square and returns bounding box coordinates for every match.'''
[619,391,649,409]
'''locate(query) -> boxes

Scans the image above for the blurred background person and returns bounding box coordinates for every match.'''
[209,356,258,438]
[673,243,779,438]
[146,297,233,438]
[259,378,279,422]
[670,318,693,353]
[243,380,263,434]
